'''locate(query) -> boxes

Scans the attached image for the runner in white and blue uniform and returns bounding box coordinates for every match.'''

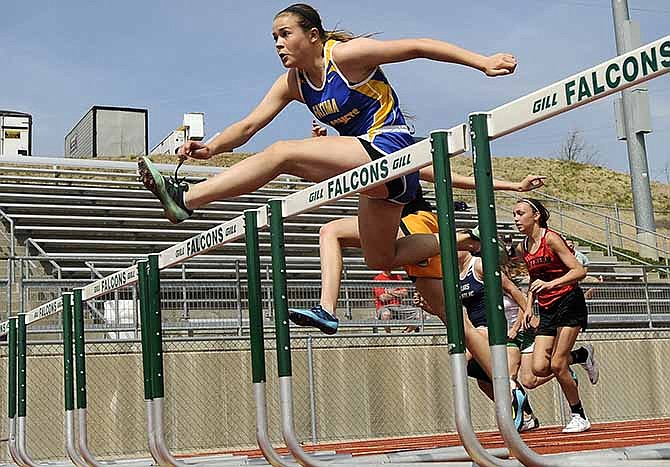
[457,251,537,432]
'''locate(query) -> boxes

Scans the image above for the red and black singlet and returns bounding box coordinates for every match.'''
[522,228,575,308]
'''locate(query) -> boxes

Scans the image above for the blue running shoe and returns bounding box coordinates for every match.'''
[511,387,527,432]
[288,305,339,335]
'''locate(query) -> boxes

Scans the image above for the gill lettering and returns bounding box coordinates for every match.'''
[308,188,324,203]
[532,93,558,114]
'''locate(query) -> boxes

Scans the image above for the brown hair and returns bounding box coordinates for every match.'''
[518,198,550,228]
[501,259,529,284]
[275,3,356,42]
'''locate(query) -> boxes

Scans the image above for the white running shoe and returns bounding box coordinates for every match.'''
[562,414,591,433]
[580,344,600,385]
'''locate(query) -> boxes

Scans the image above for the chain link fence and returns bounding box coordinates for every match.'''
[24,342,66,461]
[3,328,670,461]
[1,254,669,461]
[11,274,670,336]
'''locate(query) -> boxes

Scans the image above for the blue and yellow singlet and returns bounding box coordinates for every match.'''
[297,39,418,203]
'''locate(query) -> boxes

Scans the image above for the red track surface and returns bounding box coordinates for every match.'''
[211,418,670,461]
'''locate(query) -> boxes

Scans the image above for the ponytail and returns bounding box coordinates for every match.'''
[519,198,550,228]
[276,4,359,42]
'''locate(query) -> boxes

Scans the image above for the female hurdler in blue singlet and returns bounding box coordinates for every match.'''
[138,3,522,333]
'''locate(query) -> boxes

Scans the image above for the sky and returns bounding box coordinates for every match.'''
[2,0,669,181]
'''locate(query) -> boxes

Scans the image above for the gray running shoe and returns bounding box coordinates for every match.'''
[138,156,193,224]
[580,344,599,385]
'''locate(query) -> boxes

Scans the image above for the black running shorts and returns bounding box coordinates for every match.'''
[536,287,588,337]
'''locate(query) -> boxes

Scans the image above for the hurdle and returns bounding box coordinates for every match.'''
[7,317,22,466]
[135,131,505,465]
[62,292,89,467]
[254,134,517,466]
[12,311,50,467]
[70,288,104,467]
[428,35,670,467]
[131,131,509,465]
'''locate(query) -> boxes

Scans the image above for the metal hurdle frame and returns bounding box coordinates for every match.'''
[71,288,104,467]
[429,35,670,467]
[260,152,515,467]
[7,317,24,466]
[3,33,670,467]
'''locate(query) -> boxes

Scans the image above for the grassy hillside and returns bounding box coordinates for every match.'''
[112,152,670,213]
[450,155,670,211]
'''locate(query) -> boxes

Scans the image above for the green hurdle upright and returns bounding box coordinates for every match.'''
[137,256,185,467]
[16,313,39,467]
[266,191,512,466]
[267,199,311,465]
[72,288,105,467]
[430,130,519,467]
[467,113,666,467]
[245,209,298,467]
[62,292,88,467]
[7,317,22,465]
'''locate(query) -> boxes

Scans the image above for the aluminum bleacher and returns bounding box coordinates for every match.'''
[0,163,644,279]
[1,161,666,332]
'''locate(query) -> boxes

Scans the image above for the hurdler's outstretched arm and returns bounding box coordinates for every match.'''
[419,166,546,192]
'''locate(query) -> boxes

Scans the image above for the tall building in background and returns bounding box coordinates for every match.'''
[65,106,148,158]
[0,110,32,157]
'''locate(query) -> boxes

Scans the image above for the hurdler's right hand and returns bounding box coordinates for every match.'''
[178,141,213,160]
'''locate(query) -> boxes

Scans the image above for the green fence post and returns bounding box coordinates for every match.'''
[17,314,27,419]
[431,130,466,354]
[469,113,507,346]
[8,317,17,420]
[148,254,165,399]
[72,289,88,410]
[137,260,153,401]
[269,200,292,378]
[245,210,266,384]
[62,293,75,412]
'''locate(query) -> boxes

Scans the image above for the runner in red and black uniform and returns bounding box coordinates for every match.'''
[514,198,599,434]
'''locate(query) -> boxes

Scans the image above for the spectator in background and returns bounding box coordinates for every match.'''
[373,270,411,333]
[565,239,603,299]
[503,233,516,259]
[565,239,589,271]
